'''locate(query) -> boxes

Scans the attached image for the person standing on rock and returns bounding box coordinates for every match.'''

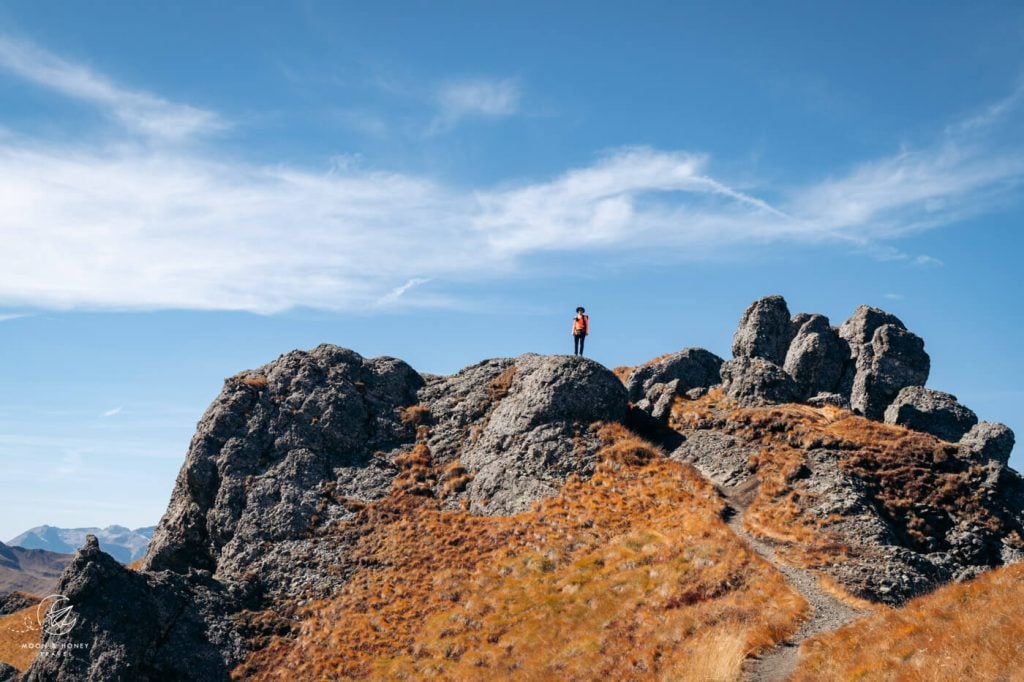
[572,306,589,356]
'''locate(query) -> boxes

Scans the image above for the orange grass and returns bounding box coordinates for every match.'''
[240,375,268,389]
[611,365,633,385]
[235,428,807,681]
[0,603,41,672]
[793,562,1024,681]
[399,404,432,427]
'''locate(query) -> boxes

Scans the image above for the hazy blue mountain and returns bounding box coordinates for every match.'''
[8,525,155,564]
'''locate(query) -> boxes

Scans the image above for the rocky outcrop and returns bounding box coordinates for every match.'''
[806,392,850,409]
[783,314,848,399]
[721,357,799,407]
[623,348,723,402]
[960,422,1016,466]
[884,387,979,442]
[0,591,37,616]
[420,354,628,515]
[849,325,930,420]
[144,344,423,585]
[24,536,231,682]
[0,662,17,682]
[731,295,792,365]
[670,431,758,488]
[726,298,937,432]
[835,306,929,419]
[634,380,678,425]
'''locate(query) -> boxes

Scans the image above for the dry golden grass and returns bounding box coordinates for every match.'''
[240,374,268,389]
[0,603,41,672]
[235,426,807,681]
[488,365,516,403]
[793,562,1024,681]
[399,404,431,427]
[391,442,437,497]
[611,365,634,385]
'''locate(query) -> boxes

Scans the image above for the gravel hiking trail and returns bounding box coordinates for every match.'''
[719,491,867,682]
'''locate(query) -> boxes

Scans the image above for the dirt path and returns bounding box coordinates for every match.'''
[719,497,866,681]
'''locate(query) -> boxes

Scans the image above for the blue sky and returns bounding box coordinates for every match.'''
[0,2,1022,540]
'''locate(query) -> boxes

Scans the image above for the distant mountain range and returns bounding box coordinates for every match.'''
[0,541,69,597]
[7,525,155,564]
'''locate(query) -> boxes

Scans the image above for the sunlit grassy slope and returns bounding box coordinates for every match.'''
[793,561,1024,680]
[0,601,41,672]
[236,425,806,681]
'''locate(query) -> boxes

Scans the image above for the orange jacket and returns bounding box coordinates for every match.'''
[572,314,589,336]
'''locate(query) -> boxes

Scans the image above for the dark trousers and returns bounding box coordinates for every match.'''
[574,334,586,356]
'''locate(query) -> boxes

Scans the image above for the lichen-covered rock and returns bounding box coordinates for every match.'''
[685,386,709,400]
[23,536,232,682]
[837,305,906,396]
[837,305,906,349]
[669,431,758,487]
[731,295,793,365]
[884,386,978,442]
[144,344,423,587]
[959,422,1015,465]
[634,380,679,425]
[849,324,930,419]
[0,591,37,616]
[721,357,799,406]
[420,354,628,515]
[783,313,848,399]
[623,348,723,402]
[806,392,850,409]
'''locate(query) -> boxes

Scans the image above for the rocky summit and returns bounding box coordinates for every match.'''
[14,296,1021,681]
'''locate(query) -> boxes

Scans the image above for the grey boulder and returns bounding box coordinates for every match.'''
[634,379,679,425]
[721,357,799,406]
[731,295,793,365]
[623,348,723,402]
[23,536,230,682]
[849,324,930,419]
[806,392,851,409]
[420,354,628,516]
[783,313,848,399]
[959,422,1016,466]
[884,386,978,442]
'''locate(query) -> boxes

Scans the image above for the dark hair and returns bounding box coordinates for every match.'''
[576,306,585,313]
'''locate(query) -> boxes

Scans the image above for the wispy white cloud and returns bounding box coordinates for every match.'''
[101,406,123,418]
[0,35,223,140]
[912,255,944,267]
[430,77,520,132]
[0,312,29,322]
[0,38,1020,314]
[376,278,431,307]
